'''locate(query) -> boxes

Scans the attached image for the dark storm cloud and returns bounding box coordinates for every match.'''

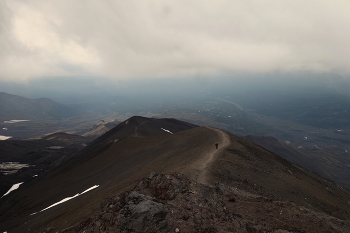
[1,0,350,83]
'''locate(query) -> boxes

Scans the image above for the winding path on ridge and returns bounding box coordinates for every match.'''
[134,119,152,136]
[195,127,231,185]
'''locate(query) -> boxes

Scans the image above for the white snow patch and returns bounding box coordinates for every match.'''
[1,182,24,198]
[161,128,173,134]
[4,120,30,124]
[81,185,99,194]
[0,135,12,140]
[31,185,99,215]
[0,162,30,175]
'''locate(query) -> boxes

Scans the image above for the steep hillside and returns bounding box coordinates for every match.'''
[246,135,350,191]
[0,117,201,231]
[0,117,349,233]
[211,134,350,221]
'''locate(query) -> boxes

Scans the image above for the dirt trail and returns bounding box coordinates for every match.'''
[134,119,152,136]
[195,127,231,184]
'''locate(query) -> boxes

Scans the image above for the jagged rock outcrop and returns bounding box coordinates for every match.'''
[77,173,241,232]
[83,120,120,138]
[75,172,350,233]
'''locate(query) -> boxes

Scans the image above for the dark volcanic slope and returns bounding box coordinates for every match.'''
[95,116,198,141]
[0,133,90,197]
[211,134,350,220]
[246,135,350,191]
[0,117,203,231]
[0,116,349,233]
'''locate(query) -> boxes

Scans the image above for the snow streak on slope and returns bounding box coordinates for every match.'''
[1,182,24,198]
[0,136,12,140]
[161,128,173,134]
[3,120,30,124]
[31,185,99,215]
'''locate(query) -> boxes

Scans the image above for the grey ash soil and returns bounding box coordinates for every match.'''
[195,127,231,184]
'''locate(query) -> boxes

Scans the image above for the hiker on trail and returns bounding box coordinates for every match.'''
[215,142,218,149]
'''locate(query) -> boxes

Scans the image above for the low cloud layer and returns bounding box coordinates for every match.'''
[1,0,350,82]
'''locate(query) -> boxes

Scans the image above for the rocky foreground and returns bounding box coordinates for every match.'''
[54,173,350,233]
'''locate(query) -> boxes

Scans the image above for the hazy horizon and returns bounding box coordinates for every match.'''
[0,72,349,104]
[1,0,350,100]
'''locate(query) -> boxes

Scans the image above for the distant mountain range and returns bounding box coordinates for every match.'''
[0,92,120,139]
[0,92,81,121]
[1,116,349,232]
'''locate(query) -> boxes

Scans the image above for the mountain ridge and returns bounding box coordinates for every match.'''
[1,116,349,232]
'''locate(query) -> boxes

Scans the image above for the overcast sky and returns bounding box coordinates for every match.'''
[1,0,350,84]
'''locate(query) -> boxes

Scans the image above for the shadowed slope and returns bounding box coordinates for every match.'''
[211,133,350,220]
[0,134,90,198]
[246,135,350,191]
[0,121,216,232]
[94,116,197,142]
